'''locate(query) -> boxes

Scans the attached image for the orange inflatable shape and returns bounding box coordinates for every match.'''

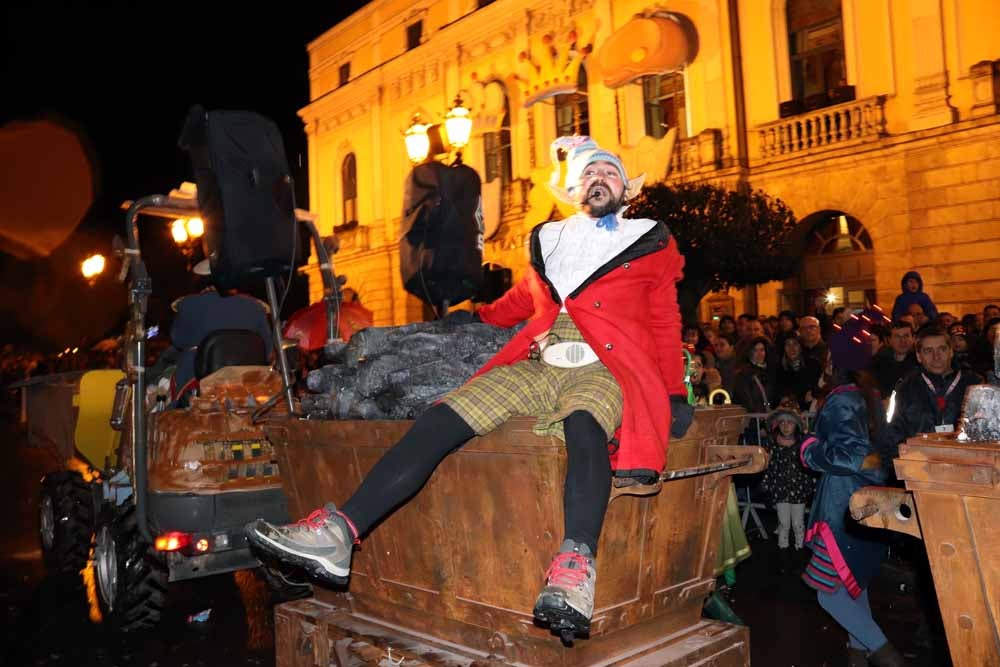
[597,15,692,89]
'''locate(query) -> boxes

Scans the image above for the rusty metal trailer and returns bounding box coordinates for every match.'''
[267,406,764,666]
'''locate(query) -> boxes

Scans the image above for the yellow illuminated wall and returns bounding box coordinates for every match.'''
[302,0,1000,324]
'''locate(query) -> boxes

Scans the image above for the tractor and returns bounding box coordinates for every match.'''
[32,108,342,631]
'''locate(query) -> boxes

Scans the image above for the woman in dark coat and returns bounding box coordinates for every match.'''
[799,312,903,667]
[731,336,777,413]
[775,334,822,410]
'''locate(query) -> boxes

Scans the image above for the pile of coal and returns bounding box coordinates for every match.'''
[301,320,519,420]
[957,384,1000,443]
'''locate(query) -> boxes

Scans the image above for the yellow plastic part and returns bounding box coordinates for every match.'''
[73,369,124,469]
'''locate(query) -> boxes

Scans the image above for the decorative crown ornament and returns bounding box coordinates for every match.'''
[516,21,600,108]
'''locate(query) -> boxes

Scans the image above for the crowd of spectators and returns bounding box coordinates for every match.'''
[683,300,1000,416]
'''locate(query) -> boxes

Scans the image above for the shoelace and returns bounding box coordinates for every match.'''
[545,552,591,590]
[297,507,331,530]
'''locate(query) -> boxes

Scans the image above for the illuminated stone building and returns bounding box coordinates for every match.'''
[301,0,1000,324]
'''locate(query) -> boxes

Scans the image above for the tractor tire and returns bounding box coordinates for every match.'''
[39,471,95,575]
[93,504,168,632]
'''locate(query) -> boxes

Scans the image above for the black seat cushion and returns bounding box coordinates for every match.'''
[194,329,268,380]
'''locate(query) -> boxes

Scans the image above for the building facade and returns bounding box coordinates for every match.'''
[300,0,1000,324]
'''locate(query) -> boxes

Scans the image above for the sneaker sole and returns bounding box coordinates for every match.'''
[245,526,350,586]
[533,595,591,640]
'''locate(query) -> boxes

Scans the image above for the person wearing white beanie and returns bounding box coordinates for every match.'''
[246,136,689,642]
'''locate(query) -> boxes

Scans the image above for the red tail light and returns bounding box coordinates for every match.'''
[154,531,191,552]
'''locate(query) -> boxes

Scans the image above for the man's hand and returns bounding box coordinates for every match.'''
[670,394,694,439]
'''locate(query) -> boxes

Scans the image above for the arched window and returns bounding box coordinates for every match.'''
[554,66,589,136]
[483,83,512,184]
[342,153,357,225]
[805,212,872,255]
[786,0,846,102]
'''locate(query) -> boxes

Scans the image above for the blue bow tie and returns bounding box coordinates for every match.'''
[595,213,619,232]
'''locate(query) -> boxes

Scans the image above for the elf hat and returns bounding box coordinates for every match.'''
[546,135,645,206]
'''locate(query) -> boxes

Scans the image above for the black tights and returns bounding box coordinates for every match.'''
[339,405,612,554]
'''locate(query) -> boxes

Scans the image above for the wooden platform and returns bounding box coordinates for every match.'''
[267,406,758,666]
[275,598,750,667]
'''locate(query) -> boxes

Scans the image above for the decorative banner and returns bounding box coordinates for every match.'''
[0,119,95,258]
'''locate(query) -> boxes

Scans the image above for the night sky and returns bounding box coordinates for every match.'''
[1,1,368,349]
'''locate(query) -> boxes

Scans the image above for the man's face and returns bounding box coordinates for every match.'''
[917,335,953,375]
[985,306,1000,321]
[749,321,765,339]
[905,277,920,293]
[908,303,927,326]
[988,323,1000,346]
[939,313,955,328]
[951,334,968,353]
[719,319,736,335]
[889,326,914,356]
[899,314,915,330]
[578,160,625,217]
[736,318,751,338]
[715,338,733,360]
[799,318,821,345]
[779,316,795,332]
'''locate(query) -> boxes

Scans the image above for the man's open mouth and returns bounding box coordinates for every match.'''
[588,184,610,200]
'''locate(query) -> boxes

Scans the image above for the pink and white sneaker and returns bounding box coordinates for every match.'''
[532,539,596,643]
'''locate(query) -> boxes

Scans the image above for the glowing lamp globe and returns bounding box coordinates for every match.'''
[171,218,189,244]
[404,115,431,163]
[186,217,204,239]
[444,95,472,150]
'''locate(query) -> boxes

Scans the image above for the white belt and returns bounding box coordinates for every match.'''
[540,341,600,368]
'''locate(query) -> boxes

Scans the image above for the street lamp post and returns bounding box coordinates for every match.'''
[170,217,205,265]
[404,94,473,165]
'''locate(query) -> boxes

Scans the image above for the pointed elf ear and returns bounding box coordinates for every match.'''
[625,173,646,200]
[546,183,579,206]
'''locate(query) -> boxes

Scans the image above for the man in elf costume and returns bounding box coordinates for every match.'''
[246,136,691,640]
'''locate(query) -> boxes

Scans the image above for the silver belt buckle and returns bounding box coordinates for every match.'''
[541,341,599,368]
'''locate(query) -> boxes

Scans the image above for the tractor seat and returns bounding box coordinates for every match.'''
[194,330,269,380]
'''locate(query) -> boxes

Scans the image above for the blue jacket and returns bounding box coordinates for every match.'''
[170,288,273,392]
[891,271,938,321]
[801,385,888,596]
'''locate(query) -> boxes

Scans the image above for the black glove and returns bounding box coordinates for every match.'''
[443,310,479,325]
[670,394,694,439]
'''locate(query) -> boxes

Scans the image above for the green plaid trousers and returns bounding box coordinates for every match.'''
[442,314,623,441]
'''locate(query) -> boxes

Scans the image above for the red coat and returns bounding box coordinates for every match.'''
[476,220,685,476]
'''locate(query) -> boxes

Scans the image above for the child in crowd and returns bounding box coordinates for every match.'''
[686,350,724,405]
[891,270,938,321]
[760,405,815,568]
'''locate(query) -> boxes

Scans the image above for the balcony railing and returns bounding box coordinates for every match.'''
[757,95,888,160]
[670,128,723,177]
